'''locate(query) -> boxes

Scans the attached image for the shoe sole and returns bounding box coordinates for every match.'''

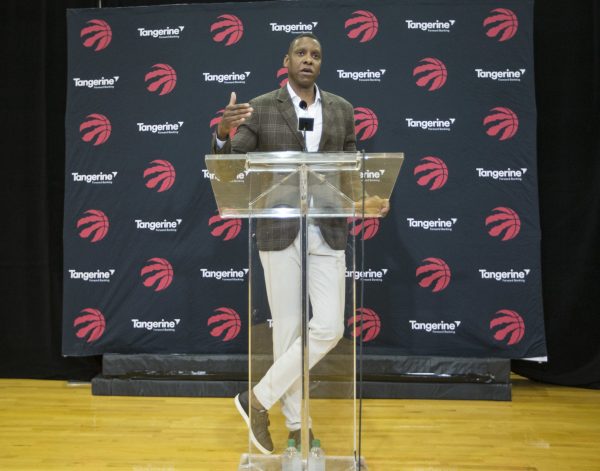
[234,393,274,455]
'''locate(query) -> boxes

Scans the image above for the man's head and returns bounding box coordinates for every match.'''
[283,33,322,91]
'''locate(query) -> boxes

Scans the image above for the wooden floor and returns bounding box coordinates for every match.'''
[0,377,599,470]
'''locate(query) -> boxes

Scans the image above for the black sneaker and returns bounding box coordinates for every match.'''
[234,391,274,455]
[288,428,315,451]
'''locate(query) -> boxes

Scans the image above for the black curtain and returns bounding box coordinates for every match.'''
[1,0,598,387]
[511,0,600,388]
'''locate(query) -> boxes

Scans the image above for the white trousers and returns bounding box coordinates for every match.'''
[253,224,346,431]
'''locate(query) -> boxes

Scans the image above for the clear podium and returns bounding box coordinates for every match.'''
[205,151,403,470]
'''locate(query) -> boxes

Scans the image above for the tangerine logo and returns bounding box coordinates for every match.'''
[141,258,174,292]
[145,64,177,96]
[345,10,379,43]
[484,107,519,140]
[348,217,380,240]
[414,156,448,190]
[477,167,527,181]
[210,110,237,139]
[144,160,176,192]
[354,107,378,141]
[80,19,112,51]
[490,309,525,346]
[486,207,521,241]
[77,209,109,243]
[74,308,106,343]
[413,58,447,91]
[348,307,380,342]
[277,67,288,88]
[484,8,518,42]
[208,307,241,341]
[416,258,451,292]
[209,213,242,241]
[211,14,244,46]
[80,114,111,146]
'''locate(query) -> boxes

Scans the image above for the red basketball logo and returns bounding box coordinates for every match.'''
[210,110,237,139]
[209,213,242,241]
[208,307,241,342]
[348,307,381,342]
[416,258,451,292]
[484,8,518,42]
[345,10,379,43]
[277,67,289,88]
[414,156,448,190]
[77,209,109,243]
[144,160,176,192]
[354,107,378,141]
[486,207,521,241]
[74,308,106,343]
[80,114,111,146]
[141,258,174,292]
[348,217,380,240]
[490,309,525,345]
[484,107,519,141]
[145,64,177,96]
[211,14,244,46]
[413,58,447,91]
[80,19,112,51]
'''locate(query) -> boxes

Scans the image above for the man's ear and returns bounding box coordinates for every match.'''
[283,54,289,68]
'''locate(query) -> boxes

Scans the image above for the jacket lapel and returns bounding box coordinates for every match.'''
[276,87,304,149]
[319,90,332,151]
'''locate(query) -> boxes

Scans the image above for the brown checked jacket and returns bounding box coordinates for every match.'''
[211,86,357,251]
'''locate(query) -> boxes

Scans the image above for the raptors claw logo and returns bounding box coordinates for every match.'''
[211,14,244,46]
[141,258,174,291]
[414,156,448,190]
[144,160,176,192]
[80,19,112,51]
[145,64,177,95]
[490,309,525,345]
[413,58,447,91]
[416,258,451,292]
[77,209,109,243]
[208,307,241,341]
[74,308,106,343]
[345,10,379,43]
[209,213,242,240]
[348,307,381,342]
[80,114,111,146]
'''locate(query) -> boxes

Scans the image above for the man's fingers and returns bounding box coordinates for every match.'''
[228,91,237,106]
[225,106,253,117]
[226,104,253,113]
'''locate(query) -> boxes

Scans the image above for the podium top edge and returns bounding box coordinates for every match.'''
[205,151,405,161]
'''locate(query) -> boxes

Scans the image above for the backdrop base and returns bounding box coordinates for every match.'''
[91,354,511,400]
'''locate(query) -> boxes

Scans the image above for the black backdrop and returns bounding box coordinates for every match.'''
[62,0,546,359]
[0,0,598,388]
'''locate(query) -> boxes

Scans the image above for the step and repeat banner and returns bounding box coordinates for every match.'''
[64,0,546,359]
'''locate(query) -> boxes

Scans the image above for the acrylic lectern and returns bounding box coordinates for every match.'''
[205,151,403,471]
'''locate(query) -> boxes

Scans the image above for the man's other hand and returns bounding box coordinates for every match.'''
[217,92,254,140]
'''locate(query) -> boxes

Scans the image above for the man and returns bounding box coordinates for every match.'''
[211,33,387,454]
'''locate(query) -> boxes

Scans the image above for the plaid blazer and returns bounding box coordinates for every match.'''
[211,86,357,251]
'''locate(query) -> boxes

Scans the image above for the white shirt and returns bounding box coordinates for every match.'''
[285,82,323,152]
[215,83,323,151]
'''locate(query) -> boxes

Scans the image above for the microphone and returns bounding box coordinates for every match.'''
[297,100,314,152]
[298,101,312,127]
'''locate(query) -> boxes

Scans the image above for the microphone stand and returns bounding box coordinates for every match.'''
[298,100,314,153]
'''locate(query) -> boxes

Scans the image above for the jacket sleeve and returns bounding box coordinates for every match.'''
[343,100,357,152]
[209,98,260,181]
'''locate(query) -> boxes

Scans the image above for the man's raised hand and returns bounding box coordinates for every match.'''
[217,91,253,140]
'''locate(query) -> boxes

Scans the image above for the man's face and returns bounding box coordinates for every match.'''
[283,37,322,90]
